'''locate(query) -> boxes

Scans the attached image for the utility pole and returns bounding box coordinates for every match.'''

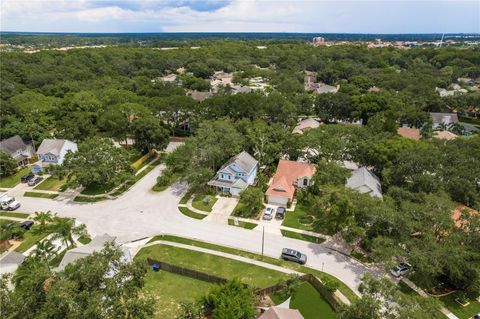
[261,226,265,257]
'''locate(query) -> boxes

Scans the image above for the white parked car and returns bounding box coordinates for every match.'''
[263,207,274,220]
[0,193,21,211]
[391,263,412,277]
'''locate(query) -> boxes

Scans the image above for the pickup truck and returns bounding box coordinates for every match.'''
[0,193,21,211]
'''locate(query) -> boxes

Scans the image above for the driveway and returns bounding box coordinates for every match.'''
[11,143,374,294]
[203,196,238,224]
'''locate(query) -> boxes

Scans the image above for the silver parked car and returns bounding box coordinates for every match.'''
[281,248,307,264]
[391,263,412,277]
[263,207,274,220]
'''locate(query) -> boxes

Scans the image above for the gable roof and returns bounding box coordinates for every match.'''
[292,118,321,134]
[397,127,421,140]
[220,151,258,174]
[346,167,382,198]
[259,307,304,319]
[430,113,459,125]
[0,135,28,156]
[37,139,70,156]
[266,160,316,200]
[58,234,116,270]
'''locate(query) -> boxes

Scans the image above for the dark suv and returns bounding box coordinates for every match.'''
[275,207,286,219]
[21,172,35,183]
[281,248,307,264]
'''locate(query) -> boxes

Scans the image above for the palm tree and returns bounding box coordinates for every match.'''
[49,217,87,248]
[448,122,464,135]
[33,239,57,270]
[32,211,54,232]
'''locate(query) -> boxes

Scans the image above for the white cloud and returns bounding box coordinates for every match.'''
[1,0,479,33]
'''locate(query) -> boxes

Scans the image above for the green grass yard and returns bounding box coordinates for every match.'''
[147,235,357,303]
[290,282,336,319]
[15,226,51,253]
[0,167,30,188]
[34,176,67,191]
[0,211,30,219]
[281,229,325,244]
[24,192,58,199]
[228,218,258,229]
[80,183,115,195]
[191,193,217,212]
[73,196,108,203]
[143,269,214,319]
[282,203,315,231]
[440,291,480,319]
[136,244,288,288]
[178,207,207,219]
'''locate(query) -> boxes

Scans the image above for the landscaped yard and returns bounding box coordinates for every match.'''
[135,244,288,288]
[440,291,480,319]
[80,183,116,195]
[283,203,315,231]
[143,268,214,318]
[24,192,58,199]
[191,193,217,212]
[34,176,68,191]
[147,235,358,303]
[15,226,51,253]
[0,167,30,188]
[178,207,207,219]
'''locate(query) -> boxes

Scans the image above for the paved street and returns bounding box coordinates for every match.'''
[10,149,374,294]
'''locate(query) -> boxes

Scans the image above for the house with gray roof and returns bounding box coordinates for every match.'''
[32,139,77,173]
[346,167,383,198]
[0,251,26,274]
[57,234,131,271]
[0,135,34,167]
[430,112,459,129]
[207,151,258,197]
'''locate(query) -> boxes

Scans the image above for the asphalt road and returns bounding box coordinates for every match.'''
[12,154,373,294]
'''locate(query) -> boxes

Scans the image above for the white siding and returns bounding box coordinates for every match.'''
[267,195,288,205]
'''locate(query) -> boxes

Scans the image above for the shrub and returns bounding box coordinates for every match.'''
[322,276,340,293]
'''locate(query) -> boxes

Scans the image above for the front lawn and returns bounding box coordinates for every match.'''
[80,183,115,195]
[281,229,325,244]
[191,193,217,212]
[0,211,30,219]
[77,235,91,245]
[282,203,315,231]
[34,176,67,191]
[15,226,51,253]
[0,167,30,188]
[136,244,288,288]
[143,268,214,318]
[228,218,258,229]
[24,192,58,199]
[290,282,336,319]
[440,291,480,319]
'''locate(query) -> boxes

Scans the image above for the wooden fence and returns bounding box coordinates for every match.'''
[147,258,227,285]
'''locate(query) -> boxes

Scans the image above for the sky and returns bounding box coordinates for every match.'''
[1,0,479,34]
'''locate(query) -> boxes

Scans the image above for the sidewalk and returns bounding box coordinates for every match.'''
[138,239,351,305]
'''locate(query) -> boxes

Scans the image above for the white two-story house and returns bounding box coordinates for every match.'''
[207,151,258,197]
[32,139,77,174]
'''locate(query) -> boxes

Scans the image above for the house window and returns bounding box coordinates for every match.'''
[303,179,308,186]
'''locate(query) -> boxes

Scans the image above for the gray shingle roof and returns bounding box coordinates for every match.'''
[36,139,68,156]
[430,113,459,125]
[221,151,258,174]
[346,167,383,198]
[0,251,26,266]
[0,135,28,156]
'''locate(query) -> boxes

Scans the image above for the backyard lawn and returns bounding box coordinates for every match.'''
[0,167,30,188]
[440,291,480,319]
[290,282,336,319]
[191,193,217,212]
[135,244,288,288]
[143,269,214,318]
[34,176,67,191]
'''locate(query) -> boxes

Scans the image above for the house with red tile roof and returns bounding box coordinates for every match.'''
[266,160,316,205]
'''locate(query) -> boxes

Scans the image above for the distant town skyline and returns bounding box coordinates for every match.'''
[1,0,479,34]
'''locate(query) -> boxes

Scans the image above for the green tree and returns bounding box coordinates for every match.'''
[0,151,17,177]
[312,187,355,235]
[63,137,134,188]
[238,187,264,217]
[132,115,170,152]
[32,211,54,232]
[49,217,87,248]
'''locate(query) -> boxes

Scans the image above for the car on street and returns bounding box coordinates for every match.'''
[0,193,21,211]
[20,220,34,230]
[21,172,35,183]
[28,176,44,186]
[390,262,412,277]
[263,207,274,220]
[281,248,307,264]
[275,207,286,219]
[473,314,480,319]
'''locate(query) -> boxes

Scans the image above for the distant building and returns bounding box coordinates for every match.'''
[189,91,213,101]
[32,139,77,174]
[430,112,459,129]
[159,74,177,82]
[312,37,326,47]
[0,251,25,275]
[304,71,338,94]
[292,118,321,134]
[0,135,34,167]
[346,167,382,198]
[266,160,316,205]
[207,151,258,197]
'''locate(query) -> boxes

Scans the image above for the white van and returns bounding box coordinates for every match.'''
[0,193,21,211]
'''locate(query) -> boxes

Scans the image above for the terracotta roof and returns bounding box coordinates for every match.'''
[266,160,316,200]
[433,131,458,140]
[397,127,421,140]
[258,307,304,319]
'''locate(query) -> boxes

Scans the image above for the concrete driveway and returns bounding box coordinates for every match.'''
[11,143,374,294]
[203,197,238,224]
